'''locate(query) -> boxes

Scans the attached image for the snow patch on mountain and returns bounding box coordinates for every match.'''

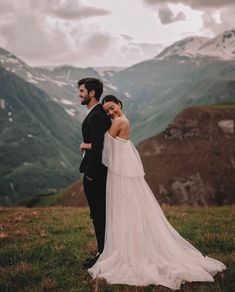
[34,76,46,82]
[6,58,19,64]
[198,29,235,60]
[60,161,66,167]
[124,91,132,98]
[61,99,75,105]
[104,79,118,91]
[156,29,235,61]
[23,162,32,167]
[0,99,6,109]
[65,108,76,116]
[52,80,67,87]
[26,72,38,84]
[156,36,209,59]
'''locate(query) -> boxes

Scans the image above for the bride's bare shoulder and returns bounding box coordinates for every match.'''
[113,116,129,125]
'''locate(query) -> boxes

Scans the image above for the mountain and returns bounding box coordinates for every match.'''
[0,48,97,121]
[156,29,235,61]
[2,28,234,145]
[0,47,125,122]
[108,30,235,143]
[156,36,209,59]
[19,103,235,208]
[0,48,127,206]
[33,65,126,119]
[0,66,82,205]
[1,27,235,206]
[137,104,235,206]
[198,29,235,60]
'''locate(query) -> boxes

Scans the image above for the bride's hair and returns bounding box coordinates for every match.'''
[102,95,123,109]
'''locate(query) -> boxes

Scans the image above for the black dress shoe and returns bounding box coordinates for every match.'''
[82,253,100,268]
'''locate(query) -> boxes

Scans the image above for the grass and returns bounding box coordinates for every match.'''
[207,101,235,109]
[0,206,234,292]
[17,192,63,208]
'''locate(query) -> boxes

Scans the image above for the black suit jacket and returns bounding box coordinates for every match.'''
[79,104,111,178]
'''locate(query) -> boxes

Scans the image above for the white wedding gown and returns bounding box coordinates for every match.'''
[88,132,226,290]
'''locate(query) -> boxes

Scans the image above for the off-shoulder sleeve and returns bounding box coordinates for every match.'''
[102,132,145,178]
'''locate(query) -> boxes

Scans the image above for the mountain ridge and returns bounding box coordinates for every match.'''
[1,27,235,205]
[155,28,235,61]
[18,104,235,208]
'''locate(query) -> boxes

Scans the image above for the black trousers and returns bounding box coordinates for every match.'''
[83,168,107,254]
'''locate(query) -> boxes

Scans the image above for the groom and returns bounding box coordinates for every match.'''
[78,77,111,268]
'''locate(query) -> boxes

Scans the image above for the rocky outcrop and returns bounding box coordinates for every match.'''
[137,105,235,206]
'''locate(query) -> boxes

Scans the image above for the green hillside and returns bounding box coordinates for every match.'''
[0,66,82,205]
[110,56,235,143]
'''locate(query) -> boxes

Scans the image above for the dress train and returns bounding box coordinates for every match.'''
[88,132,226,290]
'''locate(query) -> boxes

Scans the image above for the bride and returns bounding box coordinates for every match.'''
[81,94,226,290]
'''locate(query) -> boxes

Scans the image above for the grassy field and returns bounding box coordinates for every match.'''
[0,206,234,292]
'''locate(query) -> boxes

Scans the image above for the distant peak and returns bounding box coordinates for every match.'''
[155,28,235,61]
[0,47,17,58]
[155,36,209,60]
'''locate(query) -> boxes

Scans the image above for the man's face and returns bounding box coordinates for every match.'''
[79,84,91,105]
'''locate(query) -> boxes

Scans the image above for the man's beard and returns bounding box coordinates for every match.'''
[81,95,91,105]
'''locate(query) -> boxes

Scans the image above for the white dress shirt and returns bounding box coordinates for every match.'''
[86,102,100,116]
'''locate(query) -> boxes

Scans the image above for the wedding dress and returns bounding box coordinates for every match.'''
[88,132,226,290]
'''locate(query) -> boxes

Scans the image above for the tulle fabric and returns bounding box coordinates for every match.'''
[102,132,145,177]
[88,132,226,290]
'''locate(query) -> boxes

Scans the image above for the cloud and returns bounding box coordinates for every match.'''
[34,31,113,67]
[0,0,163,68]
[0,0,112,65]
[0,0,111,21]
[121,34,133,41]
[118,34,163,65]
[45,0,110,20]
[67,32,163,67]
[0,0,14,14]
[0,0,233,67]
[79,32,112,56]
[158,6,186,24]
[121,34,163,57]
[201,6,235,35]
[0,6,70,61]
[144,0,234,9]
[143,0,235,35]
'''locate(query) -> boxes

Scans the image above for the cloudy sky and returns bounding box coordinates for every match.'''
[0,0,234,68]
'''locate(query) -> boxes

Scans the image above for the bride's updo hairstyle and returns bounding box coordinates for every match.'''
[102,95,123,109]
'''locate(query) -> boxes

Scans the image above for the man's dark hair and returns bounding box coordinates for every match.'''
[78,77,103,101]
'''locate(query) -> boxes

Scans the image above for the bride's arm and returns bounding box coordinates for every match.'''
[108,118,123,138]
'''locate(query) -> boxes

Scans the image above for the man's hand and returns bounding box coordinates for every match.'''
[80,143,86,151]
[85,175,93,181]
[80,142,92,151]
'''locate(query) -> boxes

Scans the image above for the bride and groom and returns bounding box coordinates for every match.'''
[78,77,226,290]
